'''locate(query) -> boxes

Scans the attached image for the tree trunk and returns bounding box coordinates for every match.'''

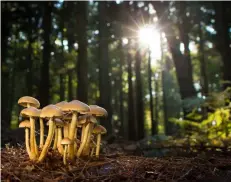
[198,21,208,96]
[127,46,136,140]
[76,2,88,103]
[39,2,52,107]
[118,40,125,137]
[99,2,112,133]
[9,38,17,123]
[153,2,197,107]
[67,16,74,101]
[135,49,145,140]
[214,2,231,90]
[148,49,156,135]
[27,16,33,96]
[1,5,11,128]
[59,17,65,101]
[160,35,169,135]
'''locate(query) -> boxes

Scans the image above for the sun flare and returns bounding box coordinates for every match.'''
[138,25,161,65]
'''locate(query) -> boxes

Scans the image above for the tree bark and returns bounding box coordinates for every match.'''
[76,2,88,103]
[148,49,156,135]
[39,2,52,107]
[198,21,208,96]
[99,1,112,133]
[127,46,136,140]
[1,5,11,128]
[27,16,33,96]
[135,49,145,140]
[214,2,231,90]
[118,40,125,137]
[59,14,65,101]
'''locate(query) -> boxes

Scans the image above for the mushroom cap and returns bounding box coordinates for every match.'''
[20,107,40,118]
[89,115,97,124]
[54,118,64,127]
[19,120,31,128]
[92,125,107,135]
[89,105,108,117]
[78,115,89,125]
[18,96,40,108]
[55,101,68,108]
[62,100,90,114]
[61,137,73,145]
[40,104,63,118]
[63,113,72,121]
[78,114,97,125]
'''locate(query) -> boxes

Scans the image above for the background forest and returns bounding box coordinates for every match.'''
[2,1,231,147]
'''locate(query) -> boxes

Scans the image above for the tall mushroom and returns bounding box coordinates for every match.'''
[61,138,73,165]
[19,120,32,159]
[61,100,90,160]
[37,105,63,163]
[20,107,40,161]
[81,105,107,156]
[55,118,64,155]
[56,101,70,138]
[81,115,97,156]
[92,125,107,158]
[18,96,40,155]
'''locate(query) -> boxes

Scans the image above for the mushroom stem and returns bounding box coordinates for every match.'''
[34,136,38,156]
[77,123,90,157]
[29,117,37,160]
[81,125,86,141]
[74,129,78,154]
[39,118,44,148]
[90,147,95,157]
[57,128,64,155]
[63,123,69,138]
[82,124,94,156]
[95,134,102,158]
[25,128,32,159]
[63,145,68,165]
[37,118,55,162]
[53,127,58,150]
[68,112,78,160]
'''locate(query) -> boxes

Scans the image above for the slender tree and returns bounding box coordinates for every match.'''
[127,45,136,140]
[99,1,112,132]
[214,2,231,90]
[76,2,88,103]
[118,40,125,137]
[39,2,52,107]
[135,48,145,140]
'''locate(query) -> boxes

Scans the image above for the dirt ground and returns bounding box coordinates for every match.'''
[1,145,231,182]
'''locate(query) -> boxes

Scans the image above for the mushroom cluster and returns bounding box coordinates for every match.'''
[18,96,107,164]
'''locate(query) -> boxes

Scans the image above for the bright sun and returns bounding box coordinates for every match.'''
[138,25,161,65]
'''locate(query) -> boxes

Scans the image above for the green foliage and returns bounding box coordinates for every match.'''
[170,88,231,146]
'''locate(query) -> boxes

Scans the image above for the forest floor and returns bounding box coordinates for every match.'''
[1,144,231,182]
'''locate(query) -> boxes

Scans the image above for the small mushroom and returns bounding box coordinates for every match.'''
[18,96,40,108]
[37,105,63,163]
[92,125,107,158]
[90,140,97,157]
[39,116,44,148]
[55,118,64,155]
[61,138,73,165]
[19,120,32,159]
[20,107,40,161]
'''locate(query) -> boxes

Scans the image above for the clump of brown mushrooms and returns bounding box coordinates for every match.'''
[17,96,108,164]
